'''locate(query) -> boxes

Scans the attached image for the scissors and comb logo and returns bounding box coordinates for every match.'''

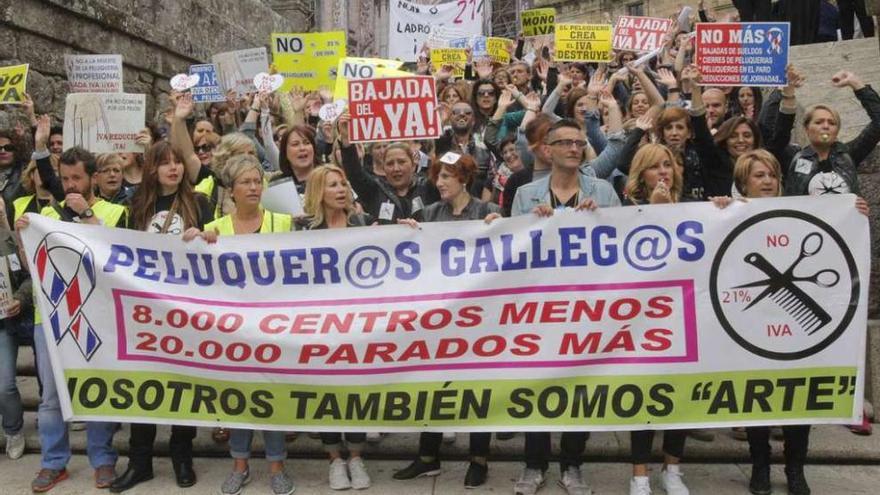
[710,211,859,360]
[735,232,839,335]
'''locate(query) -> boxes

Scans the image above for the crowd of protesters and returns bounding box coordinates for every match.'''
[0,3,878,495]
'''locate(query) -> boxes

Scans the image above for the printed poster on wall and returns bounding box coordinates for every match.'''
[62,93,146,153]
[388,0,484,62]
[64,55,123,93]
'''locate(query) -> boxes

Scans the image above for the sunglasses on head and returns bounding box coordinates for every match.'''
[0,145,15,153]
[195,145,215,153]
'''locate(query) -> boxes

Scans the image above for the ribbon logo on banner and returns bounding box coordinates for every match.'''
[767,27,784,54]
[34,232,101,361]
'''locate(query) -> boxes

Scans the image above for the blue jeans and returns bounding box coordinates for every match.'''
[34,324,118,470]
[0,327,23,436]
[229,429,287,462]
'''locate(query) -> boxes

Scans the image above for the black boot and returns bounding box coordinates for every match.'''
[109,465,154,493]
[173,461,197,488]
[749,463,771,495]
[785,464,810,495]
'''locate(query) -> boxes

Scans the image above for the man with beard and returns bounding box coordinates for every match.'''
[16,146,126,492]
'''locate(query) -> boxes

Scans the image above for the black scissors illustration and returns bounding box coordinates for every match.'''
[733,232,840,335]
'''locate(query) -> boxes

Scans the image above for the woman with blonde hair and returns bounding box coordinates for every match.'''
[297,164,372,490]
[94,153,129,203]
[623,143,683,205]
[623,144,689,495]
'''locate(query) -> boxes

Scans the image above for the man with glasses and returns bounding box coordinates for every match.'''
[436,102,494,196]
[510,119,619,495]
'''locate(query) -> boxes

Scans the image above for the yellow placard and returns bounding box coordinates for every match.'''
[0,64,29,104]
[430,48,467,78]
[554,24,614,62]
[271,32,346,91]
[522,8,556,37]
[333,57,408,100]
[485,37,512,64]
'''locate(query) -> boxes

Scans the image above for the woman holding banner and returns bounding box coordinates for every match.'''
[194,154,295,495]
[295,164,373,490]
[393,152,500,488]
[110,140,214,493]
[619,144,690,495]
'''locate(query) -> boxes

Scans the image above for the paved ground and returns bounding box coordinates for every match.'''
[0,455,878,495]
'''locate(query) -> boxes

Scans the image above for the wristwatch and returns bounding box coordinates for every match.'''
[80,208,95,219]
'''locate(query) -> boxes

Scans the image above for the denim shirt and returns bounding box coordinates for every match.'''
[511,172,621,216]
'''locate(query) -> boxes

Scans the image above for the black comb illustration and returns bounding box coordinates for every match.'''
[733,232,840,335]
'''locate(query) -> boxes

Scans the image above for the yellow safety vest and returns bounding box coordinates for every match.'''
[34,199,127,324]
[12,195,35,222]
[205,209,292,235]
[40,199,127,227]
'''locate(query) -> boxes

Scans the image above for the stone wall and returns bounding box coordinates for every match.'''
[0,0,309,127]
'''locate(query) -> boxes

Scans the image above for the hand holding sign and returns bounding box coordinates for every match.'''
[336,110,350,147]
[170,73,200,92]
[253,72,284,93]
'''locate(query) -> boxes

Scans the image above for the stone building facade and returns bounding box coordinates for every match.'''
[0,0,309,127]
[533,0,737,23]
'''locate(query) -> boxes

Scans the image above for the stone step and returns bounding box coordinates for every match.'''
[2,412,879,464]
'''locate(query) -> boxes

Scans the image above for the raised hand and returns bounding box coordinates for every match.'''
[289,86,307,112]
[175,92,195,119]
[336,110,351,146]
[635,112,654,131]
[497,89,515,109]
[523,92,542,112]
[831,70,864,90]
[34,114,51,150]
[474,58,494,80]
[656,67,678,89]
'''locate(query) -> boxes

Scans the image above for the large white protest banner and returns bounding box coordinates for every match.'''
[388,0,484,62]
[64,54,123,93]
[211,48,269,96]
[62,93,145,153]
[20,196,868,432]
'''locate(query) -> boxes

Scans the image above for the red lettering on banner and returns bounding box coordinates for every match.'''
[348,76,442,143]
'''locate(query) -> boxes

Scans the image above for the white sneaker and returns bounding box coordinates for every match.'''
[329,457,351,490]
[513,467,545,495]
[442,431,456,443]
[630,475,652,495]
[661,465,689,495]
[558,466,592,495]
[366,432,382,444]
[348,457,371,490]
[5,431,25,459]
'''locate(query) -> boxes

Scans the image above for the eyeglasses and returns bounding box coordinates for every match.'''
[477,89,496,97]
[195,145,215,153]
[548,139,587,149]
[452,108,473,116]
[0,145,15,153]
